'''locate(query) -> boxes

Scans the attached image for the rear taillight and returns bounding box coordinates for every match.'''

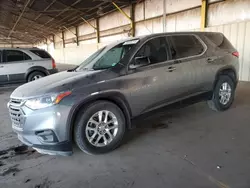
[52,58,56,69]
[232,51,239,58]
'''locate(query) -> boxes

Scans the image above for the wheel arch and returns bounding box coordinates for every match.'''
[66,92,132,142]
[214,66,238,89]
[25,66,49,81]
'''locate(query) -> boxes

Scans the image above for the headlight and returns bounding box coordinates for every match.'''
[25,91,72,110]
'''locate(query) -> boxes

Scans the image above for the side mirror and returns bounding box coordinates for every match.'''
[129,56,150,69]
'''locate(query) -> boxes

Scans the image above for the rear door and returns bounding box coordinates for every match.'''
[3,50,32,83]
[127,36,191,114]
[167,34,207,98]
[202,33,239,86]
[0,50,9,84]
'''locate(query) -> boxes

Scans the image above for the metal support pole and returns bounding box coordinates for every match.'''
[201,0,208,31]
[53,35,55,49]
[112,2,134,35]
[63,26,77,36]
[81,17,97,30]
[62,31,65,48]
[75,26,79,46]
[163,0,166,32]
[52,32,63,40]
[112,2,132,23]
[96,18,100,43]
[80,17,99,43]
[130,4,135,37]
[46,38,48,52]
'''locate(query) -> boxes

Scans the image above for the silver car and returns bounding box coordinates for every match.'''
[0,48,58,84]
[8,32,239,156]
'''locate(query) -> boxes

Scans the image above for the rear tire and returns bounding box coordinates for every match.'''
[27,71,45,82]
[74,101,126,155]
[207,75,236,111]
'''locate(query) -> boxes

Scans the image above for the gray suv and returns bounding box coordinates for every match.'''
[8,32,239,156]
[0,48,58,84]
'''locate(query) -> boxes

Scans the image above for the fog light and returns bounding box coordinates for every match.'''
[35,130,58,143]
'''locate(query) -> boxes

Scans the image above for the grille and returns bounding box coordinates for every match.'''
[10,98,22,105]
[8,98,24,128]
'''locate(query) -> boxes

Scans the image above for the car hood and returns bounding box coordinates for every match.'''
[11,70,103,99]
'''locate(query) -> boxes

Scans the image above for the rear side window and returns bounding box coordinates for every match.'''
[30,50,51,58]
[3,50,31,62]
[169,35,204,59]
[205,33,235,50]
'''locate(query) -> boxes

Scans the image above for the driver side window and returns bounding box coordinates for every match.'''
[134,37,169,65]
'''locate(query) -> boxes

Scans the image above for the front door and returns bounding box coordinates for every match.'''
[127,36,183,115]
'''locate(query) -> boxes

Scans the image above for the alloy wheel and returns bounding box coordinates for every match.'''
[85,110,119,147]
[219,82,232,105]
[32,75,43,81]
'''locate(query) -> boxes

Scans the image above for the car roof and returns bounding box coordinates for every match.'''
[137,31,222,39]
[108,31,222,45]
[0,47,45,51]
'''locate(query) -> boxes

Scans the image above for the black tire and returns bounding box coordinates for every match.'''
[74,101,126,155]
[27,71,45,82]
[207,75,236,111]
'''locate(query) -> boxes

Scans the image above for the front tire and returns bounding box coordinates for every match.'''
[74,101,126,155]
[27,71,45,82]
[207,75,236,111]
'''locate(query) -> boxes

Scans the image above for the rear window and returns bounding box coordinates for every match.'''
[30,50,51,58]
[205,33,235,50]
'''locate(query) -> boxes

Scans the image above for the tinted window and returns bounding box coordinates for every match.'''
[205,33,234,50]
[169,35,204,59]
[135,37,168,64]
[30,50,51,58]
[3,50,31,62]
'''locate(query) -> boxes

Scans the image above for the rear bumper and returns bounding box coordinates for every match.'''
[48,68,58,75]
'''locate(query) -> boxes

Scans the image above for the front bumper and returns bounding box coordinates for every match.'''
[8,100,73,156]
[17,134,72,156]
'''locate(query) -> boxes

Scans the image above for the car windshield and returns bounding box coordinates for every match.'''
[76,39,139,71]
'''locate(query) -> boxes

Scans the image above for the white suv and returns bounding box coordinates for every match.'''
[0,48,58,85]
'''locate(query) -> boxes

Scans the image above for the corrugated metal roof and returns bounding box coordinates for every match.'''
[0,0,136,44]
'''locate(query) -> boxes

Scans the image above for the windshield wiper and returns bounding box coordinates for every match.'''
[67,66,79,72]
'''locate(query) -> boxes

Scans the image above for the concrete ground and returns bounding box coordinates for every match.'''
[0,80,250,188]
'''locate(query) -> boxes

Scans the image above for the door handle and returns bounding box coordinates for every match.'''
[167,66,176,72]
[0,66,4,68]
[207,58,215,63]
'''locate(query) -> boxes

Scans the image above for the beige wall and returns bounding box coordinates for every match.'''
[38,0,250,81]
